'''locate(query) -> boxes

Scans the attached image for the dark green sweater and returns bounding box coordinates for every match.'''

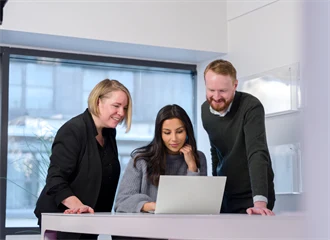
[201,91,275,203]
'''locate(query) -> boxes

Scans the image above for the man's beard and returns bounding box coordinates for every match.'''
[207,95,234,112]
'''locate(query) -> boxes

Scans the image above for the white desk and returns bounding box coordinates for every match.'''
[41,212,304,240]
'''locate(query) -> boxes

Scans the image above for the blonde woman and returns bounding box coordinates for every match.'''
[34,79,132,240]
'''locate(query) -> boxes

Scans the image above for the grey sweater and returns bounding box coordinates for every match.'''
[114,151,207,213]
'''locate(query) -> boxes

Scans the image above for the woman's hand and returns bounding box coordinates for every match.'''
[62,196,94,214]
[64,205,94,214]
[179,144,197,172]
[141,202,156,212]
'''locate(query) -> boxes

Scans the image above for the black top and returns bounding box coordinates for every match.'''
[94,129,120,212]
[201,91,275,209]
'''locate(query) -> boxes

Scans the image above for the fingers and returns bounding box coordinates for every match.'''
[179,145,193,158]
[246,207,275,216]
[88,207,95,214]
[266,209,275,216]
[179,144,192,153]
[142,202,157,212]
[246,208,252,215]
[64,205,94,214]
[150,202,156,211]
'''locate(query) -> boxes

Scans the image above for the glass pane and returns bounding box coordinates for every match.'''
[6,55,195,228]
[269,143,302,193]
[54,65,83,116]
[6,135,54,227]
[135,72,193,121]
[83,69,108,90]
[240,63,300,116]
[26,88,53,109]
[26,63,53,87]
[241,76,291,114]
[108,70,135,92]
[9,62,23,85]
[9,86,22,109]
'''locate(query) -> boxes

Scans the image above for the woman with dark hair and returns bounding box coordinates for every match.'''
[114,104,207,213]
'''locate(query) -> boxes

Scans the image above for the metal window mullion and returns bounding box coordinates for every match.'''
[0,47,10,240]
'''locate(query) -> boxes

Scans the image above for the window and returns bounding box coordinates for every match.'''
[0,47,196,234]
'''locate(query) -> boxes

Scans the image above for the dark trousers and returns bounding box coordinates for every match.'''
[57,234,99,240]
[112,237,165,240]
[79,234,98,240]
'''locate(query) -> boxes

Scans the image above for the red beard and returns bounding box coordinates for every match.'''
[207,96,233,112]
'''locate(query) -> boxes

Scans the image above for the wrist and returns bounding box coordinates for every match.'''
[62,196,83,209]
[187,162,197,172]
[188,165,197,172]
[254,201,267,208]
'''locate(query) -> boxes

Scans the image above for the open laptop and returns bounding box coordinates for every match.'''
[154,175,226,214]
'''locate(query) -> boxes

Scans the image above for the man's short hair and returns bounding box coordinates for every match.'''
[204,59,237,81]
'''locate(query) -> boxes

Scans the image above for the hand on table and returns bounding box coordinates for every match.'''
[141,202,156,212]
[64,205,94,214]
[246,201,275,216]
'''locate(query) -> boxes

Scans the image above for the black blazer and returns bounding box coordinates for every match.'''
[34,109,118,225]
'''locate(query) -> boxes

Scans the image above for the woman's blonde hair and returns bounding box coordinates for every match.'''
[88,79,132,132]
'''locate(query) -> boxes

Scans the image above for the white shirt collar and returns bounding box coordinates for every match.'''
[209,102,233,117]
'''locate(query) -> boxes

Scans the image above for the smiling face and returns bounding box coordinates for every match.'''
[96,90,128,129]
[205,70,238,113]
[161,118,187,154]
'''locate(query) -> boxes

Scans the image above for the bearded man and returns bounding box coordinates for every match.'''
[201,59,275,216]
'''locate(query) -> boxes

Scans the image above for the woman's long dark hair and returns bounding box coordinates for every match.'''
[131,104,200,186]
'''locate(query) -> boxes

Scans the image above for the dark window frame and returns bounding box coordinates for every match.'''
[0,46,197,239]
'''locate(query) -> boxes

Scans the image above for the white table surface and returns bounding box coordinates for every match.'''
[41,212,304,240]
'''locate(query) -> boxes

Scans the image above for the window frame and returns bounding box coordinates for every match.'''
[0,46,197,238]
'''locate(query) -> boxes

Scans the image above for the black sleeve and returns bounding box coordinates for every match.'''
[243,103,270,198]
[45,122,82,206]
[210,145,220,176]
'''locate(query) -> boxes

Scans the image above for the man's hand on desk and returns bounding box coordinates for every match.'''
[246,201,275,216]
[64,205,95,214]
[141,202,156,212]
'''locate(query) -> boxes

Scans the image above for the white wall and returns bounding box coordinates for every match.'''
[226,0,302,77]
[0,1,227,62]
[227,0,278,21]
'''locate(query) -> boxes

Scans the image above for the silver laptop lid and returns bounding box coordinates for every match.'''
[155,176,226,214]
